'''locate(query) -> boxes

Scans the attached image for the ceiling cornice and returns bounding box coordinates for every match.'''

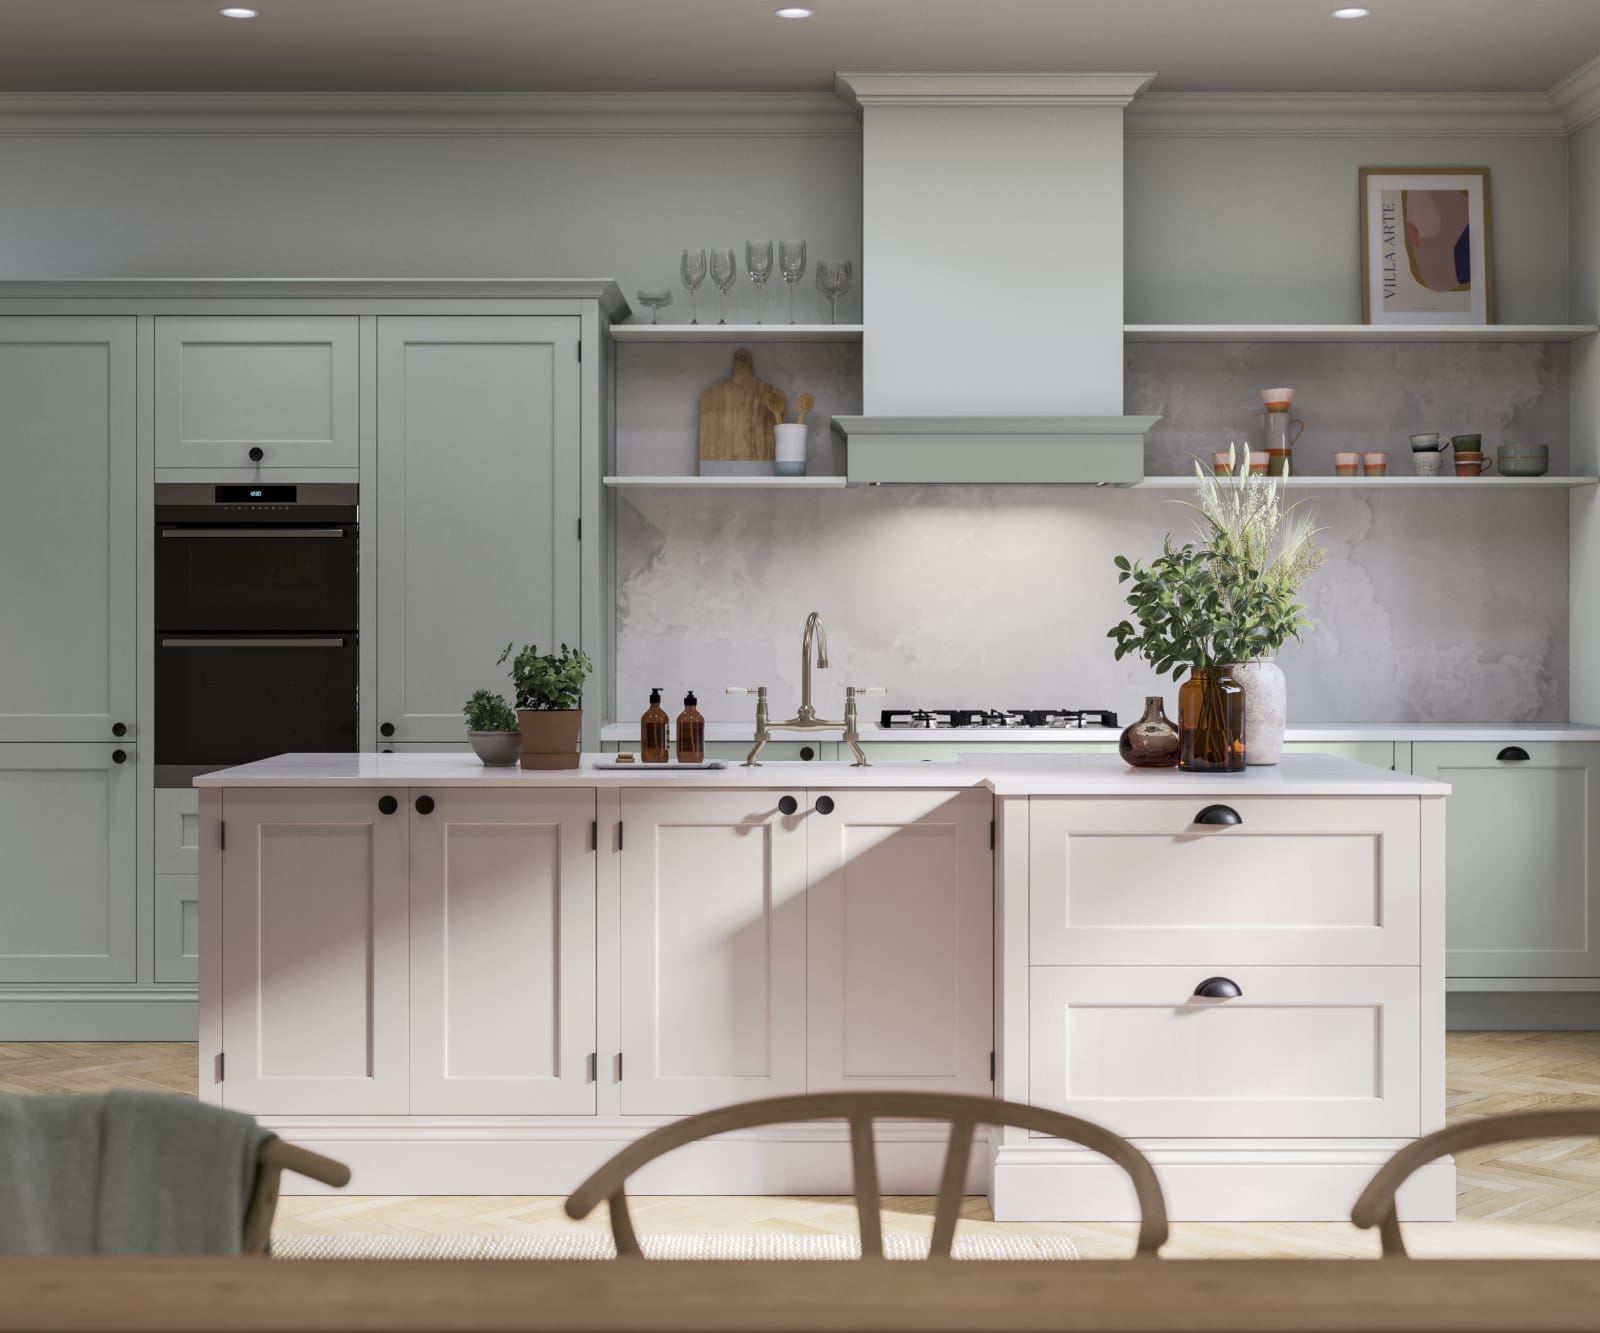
[834,72,1157,117]
[0,91,858,138]
[1125,91,1567,138]
[1550,54,1600,135]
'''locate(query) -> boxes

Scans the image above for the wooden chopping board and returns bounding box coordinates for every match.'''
[699,348,781,463]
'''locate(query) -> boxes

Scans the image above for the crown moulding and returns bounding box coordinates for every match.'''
[1551,53,1600,135]
[834,72,1158,116]
[1125,91,1568,138]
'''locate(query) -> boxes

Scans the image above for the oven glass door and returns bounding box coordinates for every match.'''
[156,524,358,633]
[154,634,359,768]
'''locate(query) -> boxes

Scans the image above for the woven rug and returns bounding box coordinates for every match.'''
[273,1231,1079,1261]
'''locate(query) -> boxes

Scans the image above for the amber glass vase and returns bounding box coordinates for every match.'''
[1177,668,1246,773]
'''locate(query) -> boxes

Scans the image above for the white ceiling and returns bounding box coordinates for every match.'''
[0,0,1596,95]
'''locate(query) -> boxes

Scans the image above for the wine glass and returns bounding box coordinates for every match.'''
[814,260,853,325]
[680,249,707,325]
[778,239,807,324]
[745,240,773,324]
[635,289,673,325]
[709,248,737,325]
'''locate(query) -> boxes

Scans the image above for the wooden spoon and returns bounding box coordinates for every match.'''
[763,388,788,424]
[795,392,815,425]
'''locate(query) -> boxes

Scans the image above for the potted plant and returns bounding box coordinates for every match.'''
[1110,450,1323,770]
[499,641,593,770]
[463,688,521,766]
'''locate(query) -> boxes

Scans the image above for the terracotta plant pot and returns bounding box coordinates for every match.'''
[516,709,583,770]
[468,731,522,766]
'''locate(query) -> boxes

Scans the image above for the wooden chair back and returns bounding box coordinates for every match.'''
[243,1138,351,1254]
[1353,1109,1600,1256]
[565,1090,1168,1259]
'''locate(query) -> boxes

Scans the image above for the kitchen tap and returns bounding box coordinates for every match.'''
[727,612,884,766]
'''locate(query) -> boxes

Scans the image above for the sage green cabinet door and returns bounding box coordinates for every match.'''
[0,318,136,742]
[375,317,581,744]
[0,744,137,983]
[155,316,359,469]
[1413,742,1600,978]
[1282,742,1396,770]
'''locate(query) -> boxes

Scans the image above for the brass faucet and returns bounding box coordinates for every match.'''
[727,612,884,767]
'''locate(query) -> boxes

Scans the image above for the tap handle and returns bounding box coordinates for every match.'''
[846,686,888,697]
[725,686,767,696]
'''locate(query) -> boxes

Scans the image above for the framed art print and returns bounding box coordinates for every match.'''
[1360,168,1493,324]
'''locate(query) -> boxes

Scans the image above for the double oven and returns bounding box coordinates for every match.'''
[154,484,360,787]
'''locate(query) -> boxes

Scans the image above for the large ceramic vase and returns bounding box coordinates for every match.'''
[1177,668,1245,773]
[517,709,583,770]
[1118,696,1181,768]
[1227,659,1286,766]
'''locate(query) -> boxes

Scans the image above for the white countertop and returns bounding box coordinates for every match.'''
[195,751,1449,797]
[601,721,1600,744]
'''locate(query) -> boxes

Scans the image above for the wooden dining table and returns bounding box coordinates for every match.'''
[3,1257,1600,1333]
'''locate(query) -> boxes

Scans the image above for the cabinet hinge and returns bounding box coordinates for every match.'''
[219,821,226,851]
[591,819,598,852]
[587,1052,598,1083]
[989,820,995,851]
[989,1050,995,1083]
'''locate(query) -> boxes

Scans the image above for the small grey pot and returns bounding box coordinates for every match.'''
[468,731,523,766]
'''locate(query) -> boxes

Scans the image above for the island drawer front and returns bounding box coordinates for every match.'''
[1029,797,1419,966]
[1029,965,1420,1139]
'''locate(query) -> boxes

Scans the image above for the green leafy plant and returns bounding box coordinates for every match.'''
[1109,448,1325,679]
[498,642,593,712]
[463,688,518,733]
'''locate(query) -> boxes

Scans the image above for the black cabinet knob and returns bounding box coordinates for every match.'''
[800,746,815,762]
[815,795,835,815]
[111,749,127,764]
[111,722,127,738]
[378,795,398,815]
[1195,804,1242,827]
[415,795,435,815]
[379,722,395,737]
[1497,746,1531,763]
[247,445,265,462]
[778,795,799,816]
[1193,976,1243,999]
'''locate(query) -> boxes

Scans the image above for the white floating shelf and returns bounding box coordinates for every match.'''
[610,323,863,344]
[1125,323,1599,344]
[603,475,847,489]
[1135,475,1599,489]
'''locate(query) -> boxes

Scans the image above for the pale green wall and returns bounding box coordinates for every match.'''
[1568,121,1600,722]
[1124,134,1571,324]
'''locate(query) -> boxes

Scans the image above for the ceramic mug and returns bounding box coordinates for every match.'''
[1247,456,1269,476]
[1409,432,1445,452]
[1211,450,1235,475]
[1413,452,1444,477]
[1452,434,1483,452]
[1333,451,1361,477]
[1454,451,1493,476]
[1362,451,1388,476]
[774,423,808,477]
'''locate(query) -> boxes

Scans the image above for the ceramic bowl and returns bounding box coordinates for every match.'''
[1259,387,1295,407]
[1497,455,1550,477]
[1498,443,1549,456]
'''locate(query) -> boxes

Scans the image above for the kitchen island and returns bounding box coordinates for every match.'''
[195,752,1451,1221]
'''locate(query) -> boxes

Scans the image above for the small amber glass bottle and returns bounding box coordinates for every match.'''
[641,687,670,764]
[676,692,705,764]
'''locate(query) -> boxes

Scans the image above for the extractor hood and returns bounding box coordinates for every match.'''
[833,72,1160,485]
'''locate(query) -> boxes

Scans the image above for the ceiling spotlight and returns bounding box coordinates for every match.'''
[219,7,259,17]
[775,7,813,17]
[1330,7,1370,16]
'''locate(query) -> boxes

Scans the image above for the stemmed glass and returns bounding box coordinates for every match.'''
[745,240,774,324]
[680,248,707,325]
[709,248,737,325]
[778,239,807,324]
[814,260,853,325]
[635,289,673,324]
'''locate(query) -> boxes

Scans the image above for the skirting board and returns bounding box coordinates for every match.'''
[0,992,197,1040]
[256,1124,992,1198]
[1448,991,1600,1030]
[988,1143,1455,1223]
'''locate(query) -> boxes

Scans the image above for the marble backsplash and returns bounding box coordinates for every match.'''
[612,339,1572,725]
[615,485,1569,725]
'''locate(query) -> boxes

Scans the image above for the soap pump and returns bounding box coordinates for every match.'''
[641,687,670,764]
[676,692,705,764]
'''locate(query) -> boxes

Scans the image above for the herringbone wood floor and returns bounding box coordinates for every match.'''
[6,1032,1600,1258]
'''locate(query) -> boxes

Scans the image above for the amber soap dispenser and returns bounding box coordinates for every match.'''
[676,691,705,764]
[641,687,670,764]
